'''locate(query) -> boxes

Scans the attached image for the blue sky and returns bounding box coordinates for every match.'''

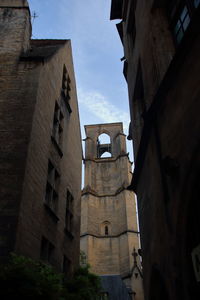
[28,0,133,161]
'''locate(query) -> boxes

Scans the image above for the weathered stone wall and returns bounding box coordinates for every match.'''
[0,1,82,274]
[81,190,137,236]
[14,41,82,272]
[136,36,200,300]
[0,3,34,257]
[84,157,130,195]
[122,1,175,158]
[110,0,200,299]
[0,1,31,56]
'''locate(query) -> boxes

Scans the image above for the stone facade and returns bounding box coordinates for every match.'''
[110,1,200,299]
[0,0,82,275]
[81,123,143,299]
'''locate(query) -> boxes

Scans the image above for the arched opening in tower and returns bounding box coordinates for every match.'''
[97,133,112,158]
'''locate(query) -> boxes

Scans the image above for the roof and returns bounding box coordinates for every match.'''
[101,275,131,300]
[110,0,123,20]
[20,39,69,61]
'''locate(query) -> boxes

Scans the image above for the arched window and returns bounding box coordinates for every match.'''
[98,133,110,144]
[97,133,112,158]
[100,221,111,236]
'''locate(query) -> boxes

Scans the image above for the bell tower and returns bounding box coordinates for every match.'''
[81,122,143,298]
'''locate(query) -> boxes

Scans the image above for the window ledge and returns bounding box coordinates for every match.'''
[44,203,59,223]
[64,228,74,240]
[65,101,72,114]
[51,136,63,157]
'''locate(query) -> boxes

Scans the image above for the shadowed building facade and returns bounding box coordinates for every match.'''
[0,0,82,275]
[80,123,143,300]
[110,0,200,299]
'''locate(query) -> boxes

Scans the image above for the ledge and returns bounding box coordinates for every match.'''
[80,230,139,239]
[51,136,63,157]
[81,185,130,197]
[84,153,129,163]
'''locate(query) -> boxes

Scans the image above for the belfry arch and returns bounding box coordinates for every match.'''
[97,133,112,158]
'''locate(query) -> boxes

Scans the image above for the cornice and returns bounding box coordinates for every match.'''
[84,153,129,163]
[80,229,139,239]
[81,184,131,197]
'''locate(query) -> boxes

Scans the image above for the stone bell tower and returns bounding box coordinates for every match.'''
[81,122,143,299]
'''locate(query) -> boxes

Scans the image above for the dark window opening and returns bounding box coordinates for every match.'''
[40,237,54,264]
[52,101,64,149]
[45,160,60,212]
[61,65,72,113]
[101,221,111,236]
[167,0,200,45]
[65,189,74,233]
[105,226,109,235]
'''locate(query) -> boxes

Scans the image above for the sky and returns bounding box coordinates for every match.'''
[28,0,133,162]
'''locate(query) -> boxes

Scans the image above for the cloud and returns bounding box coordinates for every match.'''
[78,89,130,132]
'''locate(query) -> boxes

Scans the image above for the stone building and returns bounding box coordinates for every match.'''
[110,0,200,299]
[80,123,143,300]
[0,0,82,275]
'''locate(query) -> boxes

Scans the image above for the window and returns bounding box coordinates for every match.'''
[65,190,74,233]
[105,226,109,235]
[61,65,72,113]
[174,5,190,43]
[97,133,112,158]
[168,0,200,45]
[40,236,54,263]
[101,221,111,236]
[45,160,60,212]
[63,255,71,274]
[52,101,64,148]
